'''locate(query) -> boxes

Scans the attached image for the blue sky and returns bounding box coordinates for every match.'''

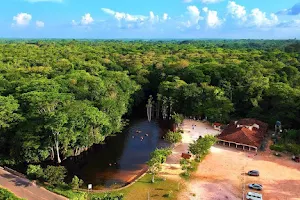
[1,0,300,39]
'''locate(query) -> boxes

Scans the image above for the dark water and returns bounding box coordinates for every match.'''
[63,119,169,189]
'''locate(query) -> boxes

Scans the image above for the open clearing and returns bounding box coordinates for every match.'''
[179,145,300,200]
[160,120,300,200]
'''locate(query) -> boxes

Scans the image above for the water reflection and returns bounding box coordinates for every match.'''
[63,119,169,189]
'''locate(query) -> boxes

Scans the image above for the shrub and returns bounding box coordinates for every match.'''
[285,143,300,155]
[70,175,84,190]
[178,129,184,134]
[91,193,124,200]
[171,113,184,125]
[150,148,172,164]
[270,143,300,155]
[46,185,86,200]
[0,187,24,200]
[270,144,285,152]
[165,131,182,144]
[189,135,216,160]
[0,154,16,166]
[180,158,191,178]
[163,190,173,198]
[284,130,300,144]
[147,148,172,183]
[189,160,199,172]
[44,166,67,186]
[26,164,44,180]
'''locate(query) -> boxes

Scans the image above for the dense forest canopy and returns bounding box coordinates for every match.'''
[0,40,300,164]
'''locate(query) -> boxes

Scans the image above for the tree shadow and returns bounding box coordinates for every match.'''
[0,173,32,187]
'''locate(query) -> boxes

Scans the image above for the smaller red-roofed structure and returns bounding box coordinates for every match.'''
[181,153,192,159]
[213,122,222,131]
[217,118,268,152]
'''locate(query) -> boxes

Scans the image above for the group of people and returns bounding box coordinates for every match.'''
[192,124,197,130]
[108,162,117,166]
[132,130,149,141]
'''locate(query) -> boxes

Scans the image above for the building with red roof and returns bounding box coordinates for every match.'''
[213,122,222,131]
[217,118,268,152]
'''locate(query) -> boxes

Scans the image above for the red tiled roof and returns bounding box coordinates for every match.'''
[213,122,222,127]
[217,118,268,148]
[181,153,192,159]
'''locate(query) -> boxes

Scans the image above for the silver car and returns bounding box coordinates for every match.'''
[248,183,263,191]
[246,191,263,200]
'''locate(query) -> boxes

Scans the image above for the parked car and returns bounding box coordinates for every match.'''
[248,170,259,176]
[246,191,263,200]
[292,155,300,163]
[248,183,263,190]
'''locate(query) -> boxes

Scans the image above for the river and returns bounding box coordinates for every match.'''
[63,118,170,189]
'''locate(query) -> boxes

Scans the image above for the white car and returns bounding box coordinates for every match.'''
[248,183,263,190]
[246,191,263,200]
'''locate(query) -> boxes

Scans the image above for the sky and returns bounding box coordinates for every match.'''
[1,0,300,39]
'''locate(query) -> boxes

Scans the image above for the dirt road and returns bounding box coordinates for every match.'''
[0,167,68,200]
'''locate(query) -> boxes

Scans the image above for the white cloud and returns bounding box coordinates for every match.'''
[101,8,147,22]
[183,0,223,3]
[227,1,278,28]
[25,0,63,2]
[101,8,171,30]
[203,7,208,13]
[201,0,223,4]
[278,19,300,28]
[227,1,247,22]
[71,20,77,26]
[81,13,94,25]
[163,13,168,21]
[149,11,159,23]
[72,13,94,26]
[249,8,278,27]
[276,3,300,16]
[186,6,202,27]
[12,13,32,26]
[101,8,115,15]
[36,20,44,28]
[207,10,222,28]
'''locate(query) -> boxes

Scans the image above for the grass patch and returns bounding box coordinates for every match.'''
[0,187,24,200]
[46,184,87,200]
[89,174,181,200]
[45,174,181,200]
[179,172,190,180]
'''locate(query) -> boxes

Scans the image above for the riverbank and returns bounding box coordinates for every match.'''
[63,119,168,189]
[46,173,181,200]
[44,119,219,199]
[0,119,219,200]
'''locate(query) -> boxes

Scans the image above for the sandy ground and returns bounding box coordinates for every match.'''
[178,145,300,200]
[160,119,300,200]
[161,120,220,178]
